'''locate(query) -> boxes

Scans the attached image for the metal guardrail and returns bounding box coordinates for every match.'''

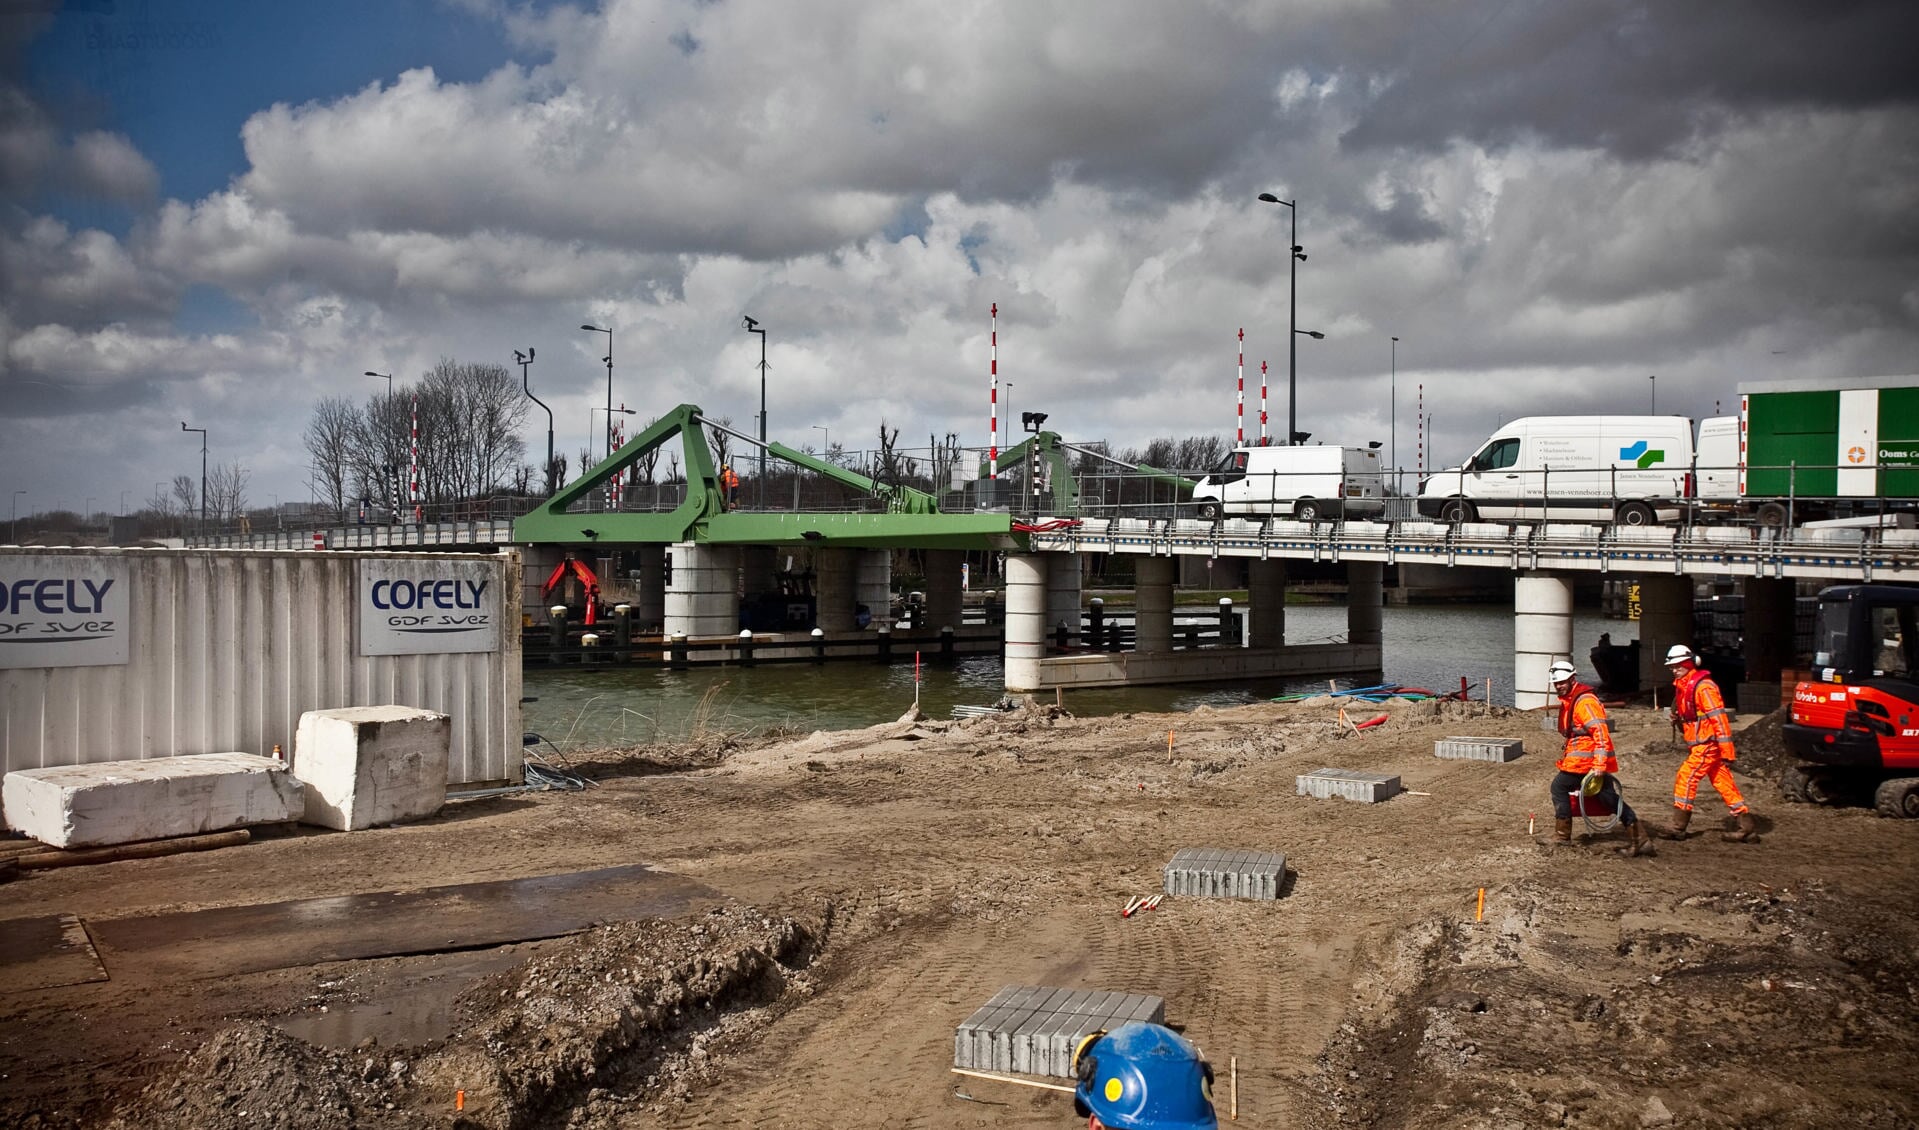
[1030,516,1919,583]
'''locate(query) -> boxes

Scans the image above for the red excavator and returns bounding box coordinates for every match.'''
[1782,584,1919,817]
[540,556,603,625]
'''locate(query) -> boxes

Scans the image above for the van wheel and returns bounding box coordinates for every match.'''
[1615,501,1656,527]
[1439,499,1475,524]
[1197,502,1222,521]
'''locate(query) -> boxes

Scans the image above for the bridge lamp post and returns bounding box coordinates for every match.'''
[1289,328,1325,443]
[1649,374,1656,413]
[1257,193,1309,445]
[590,406,637,460]
[1390,336,1400,497]
[515,348,554,494]
[364,371,394,507]
[10,490,23,544]
[180,421,207,530]
[742,315,767,507]
[580,324,614,461]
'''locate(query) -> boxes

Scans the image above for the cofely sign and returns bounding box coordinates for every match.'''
[359,559,499,656]
[0,556,131,668]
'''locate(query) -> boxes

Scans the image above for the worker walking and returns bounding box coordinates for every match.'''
[1547,659,1654,856]
[1071,1022,1217,1129]
[719,464,740,509]
[1652,644,1759,843]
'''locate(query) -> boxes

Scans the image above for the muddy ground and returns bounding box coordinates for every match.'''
[2,696,1916,1129]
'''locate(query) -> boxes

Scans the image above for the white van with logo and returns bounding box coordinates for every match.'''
[1191,445,1385,521]
[1417,416,1694,525]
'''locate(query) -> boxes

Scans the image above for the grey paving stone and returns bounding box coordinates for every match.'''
[954,986,1168,1077]
[1163,846,1288,899]
[1296,767,1402,803]
[1435,736,1524,762]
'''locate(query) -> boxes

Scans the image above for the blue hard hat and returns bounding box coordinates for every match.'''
[1072,1022,1217,1130]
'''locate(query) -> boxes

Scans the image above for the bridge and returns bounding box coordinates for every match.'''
[184,403,1918,707]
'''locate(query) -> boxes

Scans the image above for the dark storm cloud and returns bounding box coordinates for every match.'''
[1338,0,1919,159]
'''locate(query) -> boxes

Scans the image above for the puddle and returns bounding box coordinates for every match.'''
[276,945,534,1049]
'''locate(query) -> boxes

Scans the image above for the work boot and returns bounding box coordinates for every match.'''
[1650,807,1692,841]
[1615,821,1656,857]
[1553,818,1573,845]
[1722,811,1760,843]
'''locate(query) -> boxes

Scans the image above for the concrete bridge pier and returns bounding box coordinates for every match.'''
[1634,575,1694,693]
[664,542,741,638]
[814,548,858,631]
[1515,571,1574,709]
[1347,562,1384,648]
[1133,556,1177,654]
[1003,552,1049,691]
[920,549,966,632]
[1247,559,1287,648]
[630,544,666,631]
[1047,553,1083,643]
[857,550,892,627]
[1742,576,1796,691]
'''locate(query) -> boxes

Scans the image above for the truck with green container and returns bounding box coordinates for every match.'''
[1695,375,1919,526]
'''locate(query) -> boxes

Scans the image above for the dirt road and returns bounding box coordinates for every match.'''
[2,696,1915,1129]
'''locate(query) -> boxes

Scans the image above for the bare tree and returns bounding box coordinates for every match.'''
[171,474,198,519]
[208,462,249,522]
[704,416,734,477]
[303,396,358,521]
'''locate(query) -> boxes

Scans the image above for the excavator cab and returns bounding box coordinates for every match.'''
[1782,585,1919,816]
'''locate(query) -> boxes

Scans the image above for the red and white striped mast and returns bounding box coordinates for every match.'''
[1417,383,1425,480]
[409,392,421,524]
[1235,328,1245,447]
[989,303,1000,477]
[1259,359,1270,446]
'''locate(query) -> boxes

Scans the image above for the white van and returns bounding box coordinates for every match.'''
[1191,445,1385,521]
[1694,416,1740,502]
[1417,416,1694,524]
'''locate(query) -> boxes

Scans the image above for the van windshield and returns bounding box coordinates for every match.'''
[1214,451,1248,473]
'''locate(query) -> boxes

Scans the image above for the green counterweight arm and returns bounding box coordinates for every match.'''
[765,442,941,514]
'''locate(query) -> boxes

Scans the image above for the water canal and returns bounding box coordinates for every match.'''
[522,603,1636,748]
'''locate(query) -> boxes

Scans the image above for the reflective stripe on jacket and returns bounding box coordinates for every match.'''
[1555,683,1617,775]
[1674,666,1736,760]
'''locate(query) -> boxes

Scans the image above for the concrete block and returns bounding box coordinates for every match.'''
[2,753,302,849]
[1435,737,1525,763]
[1164,846,1286,900]
[293,706,450,831]
[1297,767,1402,803]
[954,986,1166,1077]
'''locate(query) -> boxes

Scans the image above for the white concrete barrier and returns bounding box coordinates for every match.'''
[2,752,302,848]
[293,706,450,831]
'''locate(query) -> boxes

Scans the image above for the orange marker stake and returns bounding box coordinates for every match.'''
[456,1090,466,1112]
[1475,888,1486,922]
[1528,812,1536,835]
[1167,729,1175,763]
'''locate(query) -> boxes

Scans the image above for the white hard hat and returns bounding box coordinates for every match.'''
[1548,660,1577,685]
[1664,644,1696,667]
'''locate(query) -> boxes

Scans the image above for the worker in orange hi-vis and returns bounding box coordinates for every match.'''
[1652,645,1759,843]
[720,464,740,509]
[1547,660,1654,857]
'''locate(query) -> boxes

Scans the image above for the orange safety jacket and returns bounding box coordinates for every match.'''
[1673,666,1736,760]
[1554,682,1618,775]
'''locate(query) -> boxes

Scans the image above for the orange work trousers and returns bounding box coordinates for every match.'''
[1673,745,1748,815]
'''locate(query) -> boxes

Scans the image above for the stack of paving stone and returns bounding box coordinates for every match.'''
[1162,847,1287,900]
[1296,767,1402,803]
[954,987,1166,1077]
[1434,736,1524,762]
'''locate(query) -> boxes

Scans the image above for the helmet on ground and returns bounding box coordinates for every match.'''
[1664,644,1696,667]
[1072,1022,1218,1130]
[1547,660,1578,686]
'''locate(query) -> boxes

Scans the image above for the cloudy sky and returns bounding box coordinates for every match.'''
[3,0,1916,519]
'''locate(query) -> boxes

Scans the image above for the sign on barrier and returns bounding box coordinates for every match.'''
[0,556,131,668]
[359,559,500,656]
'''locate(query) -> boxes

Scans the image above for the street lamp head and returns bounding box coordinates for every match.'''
[1297,330,1325,340]
[1257,193,1294,209]
[581,323,606,333]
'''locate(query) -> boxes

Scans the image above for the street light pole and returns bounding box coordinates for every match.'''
[364,370,393,400]
[812,424,829,457]
[1390,336,1400,498]
[580,324,614,461]
[9,490,22,544]
[180,421,207,529]
[1257,193,1308,444]
[1650,374,1656,413]
[742,315,767,507]
[515,348,554,494]
[364,372,394,510]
